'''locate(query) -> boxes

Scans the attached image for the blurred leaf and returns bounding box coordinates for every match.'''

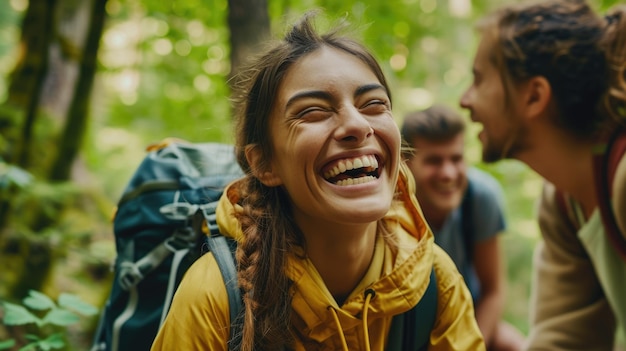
[58,293,98,316]
[18,343,39,351]
[0,163,33,189]
[0,340,16,350]
[42,309,79,326]
[23,290,56,311]
[1,302,40,326]
[37,333,65,350]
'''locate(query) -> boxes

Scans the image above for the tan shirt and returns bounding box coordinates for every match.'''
[526,155,626,350]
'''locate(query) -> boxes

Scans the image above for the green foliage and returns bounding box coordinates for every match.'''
[0,340,16,350]
[0,156,82,236]
[0,160,33,190]
[0,290,97,351]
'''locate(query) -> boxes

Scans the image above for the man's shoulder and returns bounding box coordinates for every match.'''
[465,167,507,235]
[467,167,504,200]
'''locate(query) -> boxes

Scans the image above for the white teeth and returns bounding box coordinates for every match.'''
[338,162,347,173]
[336,175,376,186]
[323,155,379,180]
[362,157,371,168]
[371,157,379,169]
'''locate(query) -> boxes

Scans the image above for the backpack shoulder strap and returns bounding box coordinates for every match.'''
[195,208,243,349]
[461,181,474,263]
[387,268,437,351]
[205,235,241,327]
[593,127,626,261]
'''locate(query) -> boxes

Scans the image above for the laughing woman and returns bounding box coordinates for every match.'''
[151,12,484,351]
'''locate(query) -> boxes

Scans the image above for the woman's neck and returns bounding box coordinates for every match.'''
[302,221,378,303]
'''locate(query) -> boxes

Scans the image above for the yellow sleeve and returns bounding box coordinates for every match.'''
[429,245,486,351]
[150,253,231,351]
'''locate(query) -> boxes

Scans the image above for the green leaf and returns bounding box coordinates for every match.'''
[42,309,79,326]
[1,302,40,326]
[39,333,65,350]
[0,339,16,350]
[23,290,56,311]
[24,335,39,341]
[18,344,38,351]
[58,293,98,316]
[0,164,33,189]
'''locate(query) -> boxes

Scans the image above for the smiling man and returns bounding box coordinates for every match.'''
[401,104,525,351]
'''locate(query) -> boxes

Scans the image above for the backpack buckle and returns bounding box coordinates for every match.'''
[118,261,144,290]
[160,191,199,220]
[164,227,198,251]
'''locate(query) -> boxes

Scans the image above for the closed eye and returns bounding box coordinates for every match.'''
[360,99,390,114]
[297,106,332,120]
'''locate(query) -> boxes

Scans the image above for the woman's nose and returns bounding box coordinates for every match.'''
[335,106,373,143]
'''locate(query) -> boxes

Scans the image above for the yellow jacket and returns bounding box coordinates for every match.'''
[151,167,485,350]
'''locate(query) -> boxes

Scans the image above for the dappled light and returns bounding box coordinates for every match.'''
[449,0,472,17]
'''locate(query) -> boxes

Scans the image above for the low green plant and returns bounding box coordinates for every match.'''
[0,290,97,351]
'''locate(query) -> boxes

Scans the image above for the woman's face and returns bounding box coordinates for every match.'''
[264,46,400,229]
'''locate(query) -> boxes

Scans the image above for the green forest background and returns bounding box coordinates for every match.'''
[0,0,622,349]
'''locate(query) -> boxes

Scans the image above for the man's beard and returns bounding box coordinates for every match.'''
[482,124,525,163]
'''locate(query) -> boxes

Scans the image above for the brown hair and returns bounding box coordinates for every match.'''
[230,11,391,350]
[400,104,466,156]
[478,0,626,139]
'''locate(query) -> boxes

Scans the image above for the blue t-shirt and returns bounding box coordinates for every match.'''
[431,168,506,301]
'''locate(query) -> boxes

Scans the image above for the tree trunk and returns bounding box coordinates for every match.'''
[0,0,57,229]
[3,0,57,167]
[227,0,270,84]
[48,0,107,183]
[8,0,108,299]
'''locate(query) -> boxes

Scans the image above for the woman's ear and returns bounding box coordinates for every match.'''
[245,144,283,187]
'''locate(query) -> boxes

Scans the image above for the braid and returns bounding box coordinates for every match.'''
[235,177,297,350]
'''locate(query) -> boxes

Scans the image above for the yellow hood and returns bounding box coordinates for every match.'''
[214,164,437,348]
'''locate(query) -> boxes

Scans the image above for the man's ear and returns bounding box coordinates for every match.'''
[523,76,552,119]
[245,144,283,187]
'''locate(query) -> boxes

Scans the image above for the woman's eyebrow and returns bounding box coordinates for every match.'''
[285,90,332,110]
[354,83,387,98]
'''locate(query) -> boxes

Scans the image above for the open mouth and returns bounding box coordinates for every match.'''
[323,155,380,186]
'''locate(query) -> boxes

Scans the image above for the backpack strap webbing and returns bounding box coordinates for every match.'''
[592,127,626,261]
[461,181,474,263]
[205,234,242,346]
[196,208,244,350]
[386,268,437,351]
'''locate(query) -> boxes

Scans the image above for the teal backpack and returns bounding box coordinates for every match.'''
[90,139,437,351]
